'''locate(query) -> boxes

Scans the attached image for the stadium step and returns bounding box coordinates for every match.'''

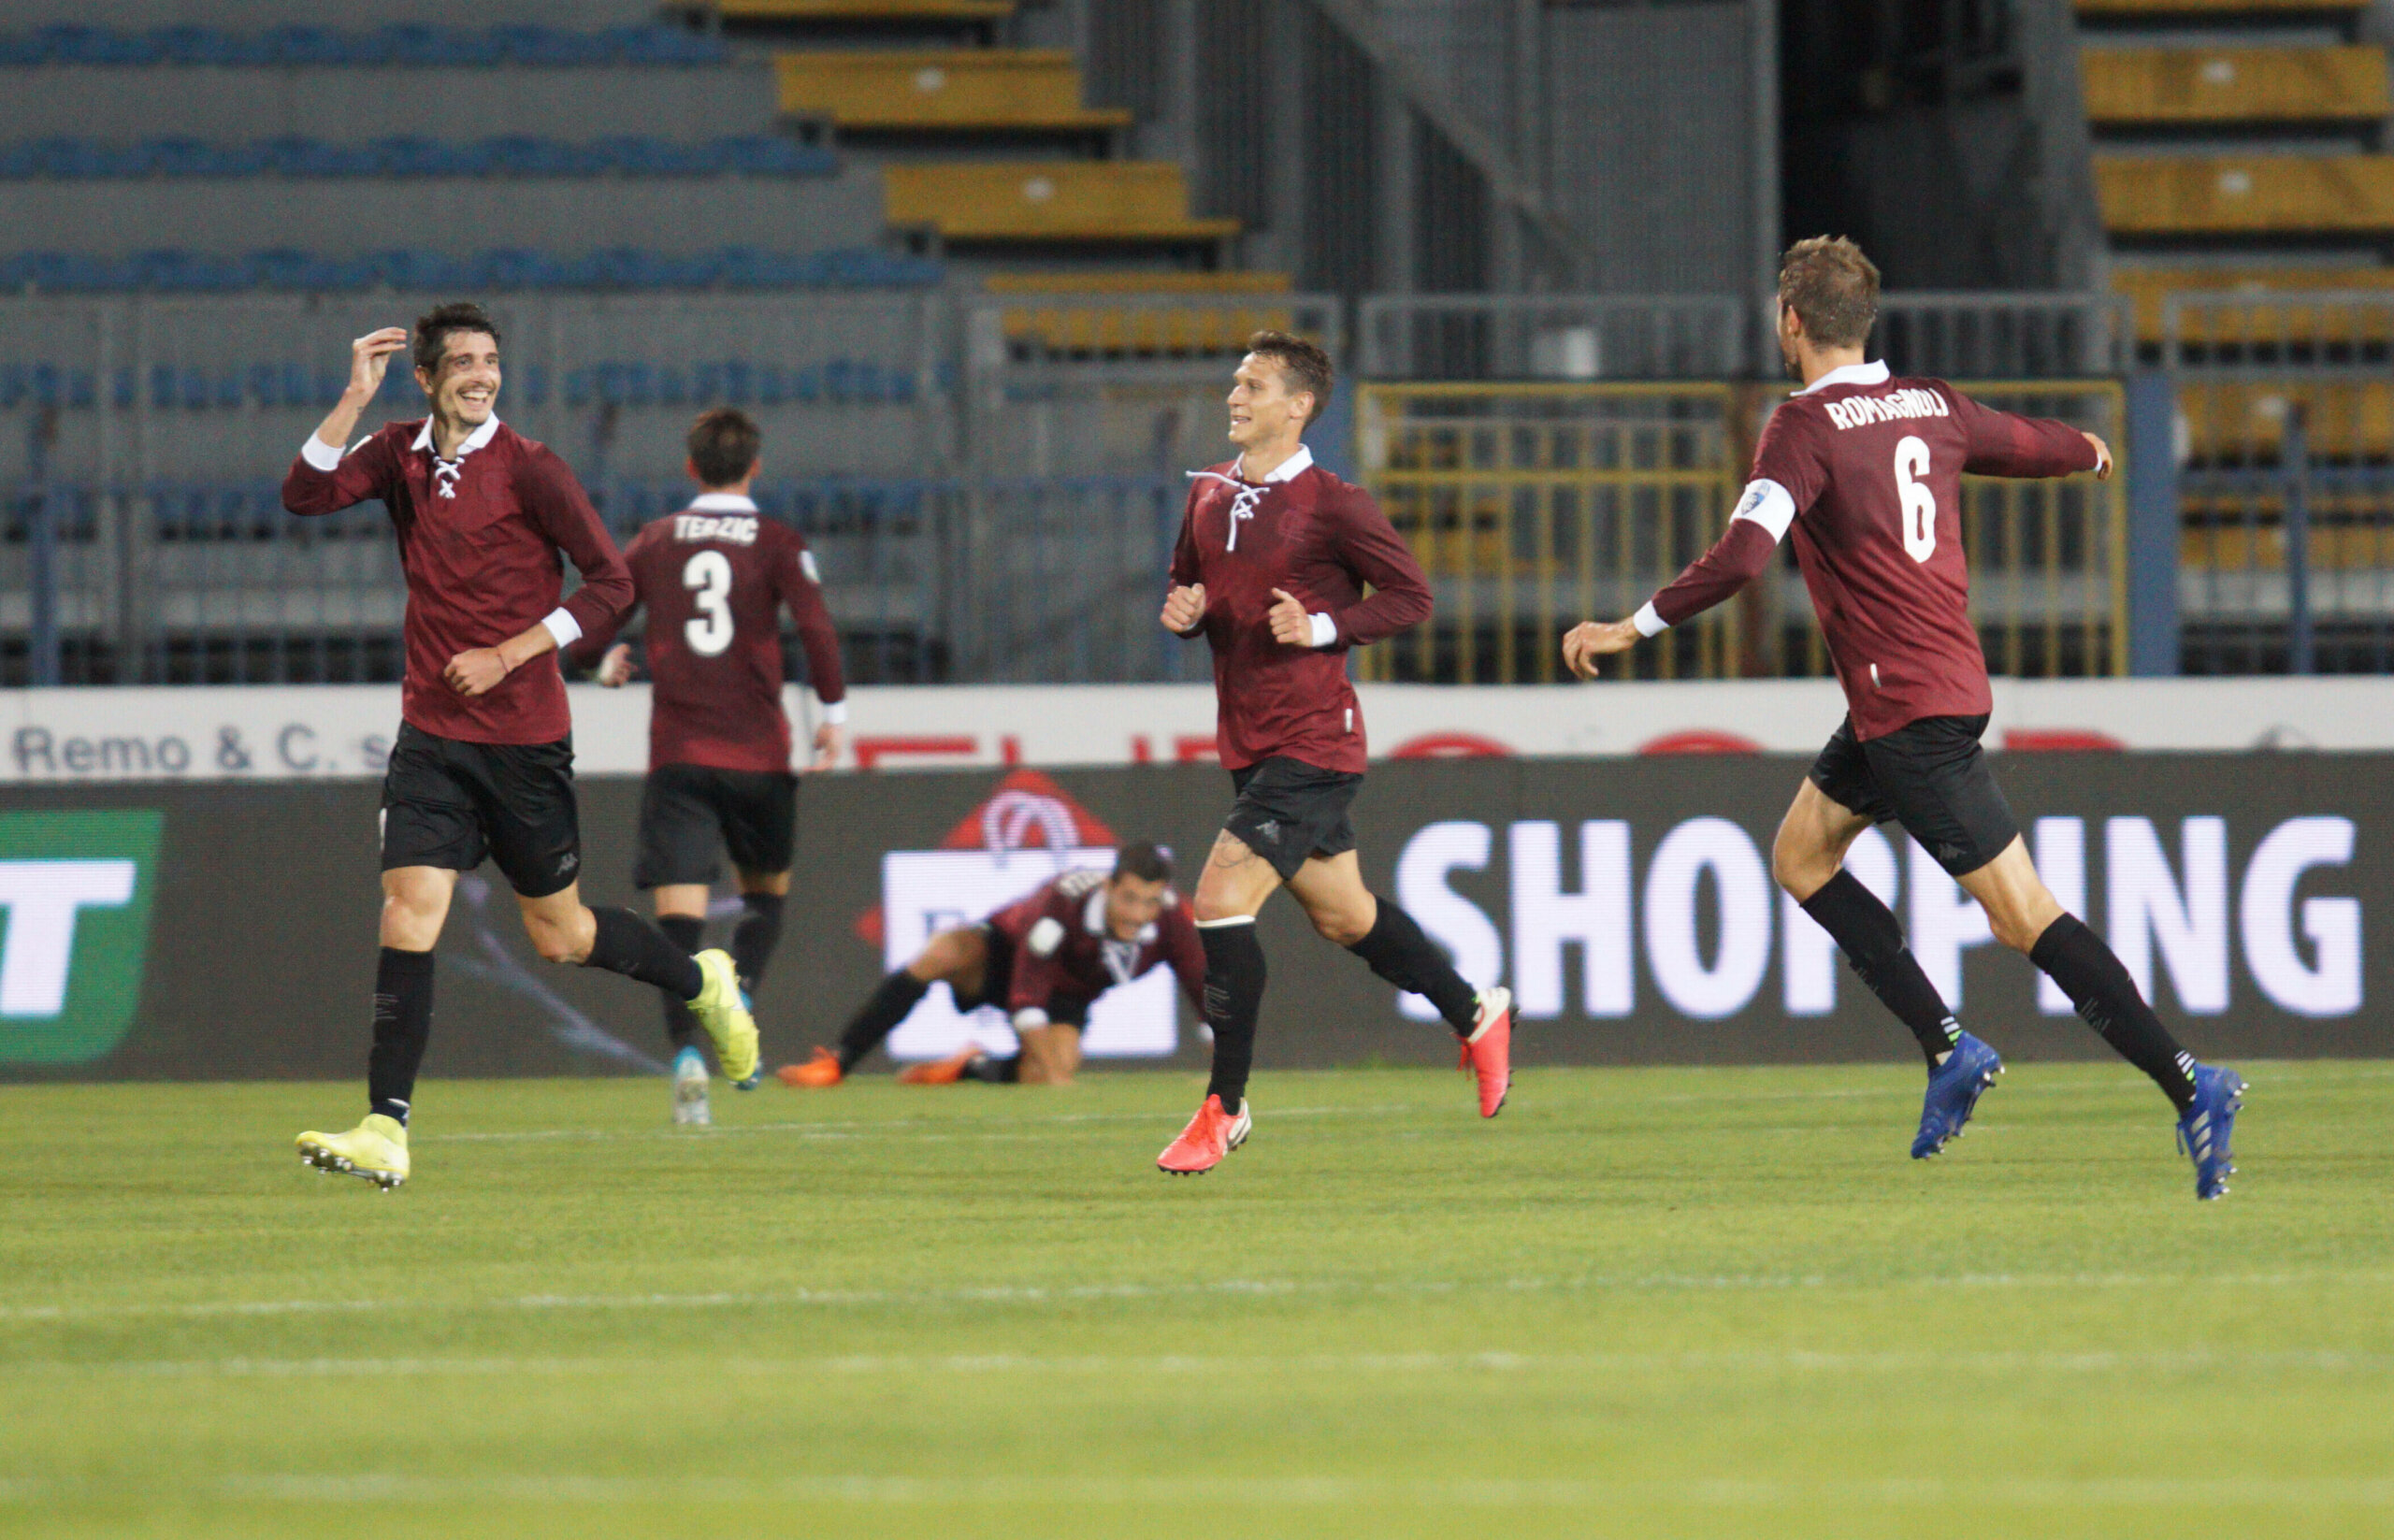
[884,161,1237,256]
[2113,266,2394,341]
[2082,46,2388,127]
[984,271,1294,355]
[777,50,1129,142]
[2094,154,2394,237]
[2177,379,2394,460]
[714,0,1013,17]
[2074,0,2371,19]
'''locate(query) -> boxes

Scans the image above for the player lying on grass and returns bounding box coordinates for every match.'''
[565,408,848,1126]
[1154,331,1513,1176]
[1564,237,2244,1200]
[779,843,1203,1088]
[279,305,757,1189]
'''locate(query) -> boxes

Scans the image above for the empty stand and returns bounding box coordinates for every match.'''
[886,162,1235,256]
[2083,46,2388,126]
[985,272,1295,356]
[777,50,1129,146]
[2097,156,2394,235]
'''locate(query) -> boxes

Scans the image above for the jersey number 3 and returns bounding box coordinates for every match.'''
[1894,436,1937,563]
[683,550,735,656]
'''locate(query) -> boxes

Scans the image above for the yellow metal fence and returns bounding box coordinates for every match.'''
[1357,381,2128,684]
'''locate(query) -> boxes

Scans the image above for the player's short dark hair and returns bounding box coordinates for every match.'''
[688,408,762,487]
[1778,237,1880,350]
[412,301,500,374]
[1112,842,1173,885]
[1245,329,1334,425]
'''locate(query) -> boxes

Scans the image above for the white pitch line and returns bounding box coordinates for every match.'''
[12,1347,2390,1379]
[428,1103,1404,1144]
[6,1268,2392,1327]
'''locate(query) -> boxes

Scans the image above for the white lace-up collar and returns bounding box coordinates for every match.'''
[1082,884,1158,944]
[411,414,501,499]
[1186,443,1314,551]
[1797,360,1891,396]
[689,492,758,513]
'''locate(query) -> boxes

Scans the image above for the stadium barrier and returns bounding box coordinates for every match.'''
[1355,380,2129,683]
[2,752,2385,1082]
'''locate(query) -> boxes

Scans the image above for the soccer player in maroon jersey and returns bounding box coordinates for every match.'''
[779,844,1203,1088]
[280,304,758,1188]
[1565,238,2244,1200]
[563,409,848,1124]
[1153,332,1514,1175]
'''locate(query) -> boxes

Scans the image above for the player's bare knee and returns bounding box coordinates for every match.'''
[1309,905,1372,947]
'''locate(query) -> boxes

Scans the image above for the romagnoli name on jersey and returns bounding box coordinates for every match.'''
[673,513,759,545]
[1820,388,1953,432]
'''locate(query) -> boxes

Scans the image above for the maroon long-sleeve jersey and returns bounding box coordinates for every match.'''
[564,495,848,773]
[1640,363,2098,740]
[1168,446,1434,772]
[987,870,1206,1021]
[282,417,632,744]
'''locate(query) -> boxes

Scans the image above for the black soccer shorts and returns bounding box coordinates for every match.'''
[1808,712,2022,878]
[950,921,1017,1014]
[632,763,800,889]
[1222,756,1364,881]
[380,723,583,898]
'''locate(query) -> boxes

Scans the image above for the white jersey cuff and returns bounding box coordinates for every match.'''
[1307,612,1338,648]
[1632,601,1670,638]
[819,699,848,726]
[1730,478,1798,540]
[300,434,344,472]
[540,607,583,650]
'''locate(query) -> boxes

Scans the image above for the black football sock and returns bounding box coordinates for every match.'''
[2028,914,2199,1111]
[962,1052,1022,1084]
[1345,899,1480,1036]
[1798,870,1962,1069]
[584,906,705,1001]
[1200,918,1267,1113]
[367,945,436,1126]
[838,971,930,1072]
[655,914,707,1051]
[731,892,785,993]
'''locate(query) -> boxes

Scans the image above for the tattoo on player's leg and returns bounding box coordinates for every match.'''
[1208,832,1262,871]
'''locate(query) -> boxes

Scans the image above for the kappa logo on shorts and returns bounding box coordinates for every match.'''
[556,850,579,875]
[1936,842,1968,867]
[1253,819,1280,844]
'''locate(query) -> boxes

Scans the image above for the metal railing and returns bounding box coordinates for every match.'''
[1357,295,1751,383]
[1356,380,2128,684]
[2164,295,2394,675]
[1874,293,2131,381]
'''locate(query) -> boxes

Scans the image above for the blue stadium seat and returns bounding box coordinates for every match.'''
[0,135,835,180]
[36,25,158,65]
[0,247,941,295]
[0,24,730,68]
[378,25,502,67]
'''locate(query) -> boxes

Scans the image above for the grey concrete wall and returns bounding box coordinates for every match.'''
[0,63,782,143]
[3,169,887,257]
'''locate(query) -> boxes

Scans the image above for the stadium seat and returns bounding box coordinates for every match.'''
[2177,380,2394,461]
[2082,46,2389,125]
[714,1,1014,19]
[2095,155,2394,235]
[2074,0,2369,13]
[884,162,1238,252]
[776,50,1132,136]
[985,271,1296,355]
[0,23,728,67]
[0,246,940,295]
[0,136,834,180]
[2113,266,2394,341]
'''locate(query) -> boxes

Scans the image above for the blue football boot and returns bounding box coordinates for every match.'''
[2176,1064,2246,1201]
[1911,1031,2003,1159]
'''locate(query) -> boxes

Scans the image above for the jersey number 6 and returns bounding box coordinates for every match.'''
[684,549,735,656]
[1894,435,1937,564]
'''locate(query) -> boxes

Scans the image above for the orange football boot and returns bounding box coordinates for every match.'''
[1156,1094,1252,1174]
[1459,986,1513,1117]
[776,1046,844,1088]
[898,1048,977,1086]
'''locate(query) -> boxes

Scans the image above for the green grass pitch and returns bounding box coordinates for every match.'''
[2,1061,2389,1539]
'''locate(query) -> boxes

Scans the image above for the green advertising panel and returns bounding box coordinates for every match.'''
[0,809,164,1066]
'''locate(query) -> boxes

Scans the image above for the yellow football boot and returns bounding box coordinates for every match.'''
[690,949,761,1088]
[296,1114,409,1190]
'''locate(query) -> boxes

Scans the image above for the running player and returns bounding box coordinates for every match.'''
[779,843,1202,1088]
[1564,237,2244,1200]
[565,408,848,1124]
[1154,331,1513,1176]
[281,304,757,1189]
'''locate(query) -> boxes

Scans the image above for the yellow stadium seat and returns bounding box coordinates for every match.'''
[2176,380,2394,461]
[717,0,1014,19]
[2076,0,2368,14]
[2182,523,2394,572]
[776,50,1132,134]
[2096,155,2394,234]
[983,272,1293,295]
[885,162,1238,250]
[2083,47,2388,124]
[2113,266,2394,340]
